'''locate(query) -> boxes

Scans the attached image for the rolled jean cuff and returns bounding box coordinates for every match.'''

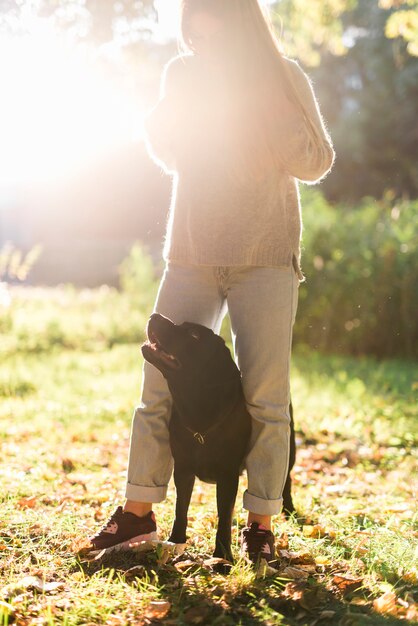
[243,489,283,516]
[125,482,168,503]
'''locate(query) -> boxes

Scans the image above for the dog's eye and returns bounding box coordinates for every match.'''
[189,330,200,340]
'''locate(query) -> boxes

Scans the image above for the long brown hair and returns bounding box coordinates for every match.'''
[178,0,325,181]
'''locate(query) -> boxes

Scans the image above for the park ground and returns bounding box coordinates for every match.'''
[0,285,417,625]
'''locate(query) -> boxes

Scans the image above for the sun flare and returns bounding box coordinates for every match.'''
[0,25,144,186]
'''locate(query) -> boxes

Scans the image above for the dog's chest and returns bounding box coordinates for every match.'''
[169,408,250,484]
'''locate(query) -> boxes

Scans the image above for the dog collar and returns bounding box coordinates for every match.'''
[184,396,241,445]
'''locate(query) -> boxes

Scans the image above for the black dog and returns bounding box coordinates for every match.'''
[142,313,295,563]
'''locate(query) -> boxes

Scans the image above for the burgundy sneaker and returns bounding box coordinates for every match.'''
[240,522,276,563]
[89,506,158,553]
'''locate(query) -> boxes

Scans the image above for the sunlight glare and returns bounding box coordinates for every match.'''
[0,23,144,186]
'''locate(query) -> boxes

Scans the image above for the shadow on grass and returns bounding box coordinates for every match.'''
[76,548,411,626]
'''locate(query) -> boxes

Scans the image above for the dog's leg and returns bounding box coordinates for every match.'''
[283,400,296,517]
[214,474,239,563]
[168,466,195,544]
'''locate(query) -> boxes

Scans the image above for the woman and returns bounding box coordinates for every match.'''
[89,0,334,563]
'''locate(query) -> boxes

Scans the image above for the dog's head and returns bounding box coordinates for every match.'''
[141,313,236,385]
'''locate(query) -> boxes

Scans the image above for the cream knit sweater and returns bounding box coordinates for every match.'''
[144,54,335,280]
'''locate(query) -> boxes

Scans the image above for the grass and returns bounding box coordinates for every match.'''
[0,285,417,625]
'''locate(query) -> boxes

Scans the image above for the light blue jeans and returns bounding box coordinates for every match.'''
[125,261,299,515]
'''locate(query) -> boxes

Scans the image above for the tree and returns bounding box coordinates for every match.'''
[312,0,418,201]
[379,0,418,55]
[272,0,418,64]
[272,0,356,66]
[0,0,156,44]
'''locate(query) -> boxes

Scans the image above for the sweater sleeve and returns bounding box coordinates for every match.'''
[273,59,335,184]
[143,56,186,174]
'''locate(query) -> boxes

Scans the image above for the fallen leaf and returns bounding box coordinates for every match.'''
[203,557,231,568]
[131,539,185,557]
[298,585,327,611]
[43,581,64,592]
[303,525,326,538]
[174,560,202,573]
[406,603,418,621]
[401,567,418,584]
[61,457,76,473]
[145,600,171,620]
[286,550,315,565]
[282,581,306,602]
[276,533,289,549]
[318,610,336,620]
[373,591,398,616]
[72,538,93,555]
[124,565,146,579]
[303,524,335,539]
[332,574,363,595]
[255,558,277,578]
[280,566,310,580]
[184,605,209,624]
[17,495,37,509]
[2,576,64,598]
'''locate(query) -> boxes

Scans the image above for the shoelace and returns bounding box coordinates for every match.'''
[95,507,123,536]
[242,525,272,555]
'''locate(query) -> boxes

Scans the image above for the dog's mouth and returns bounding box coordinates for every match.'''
[143,329,181,370]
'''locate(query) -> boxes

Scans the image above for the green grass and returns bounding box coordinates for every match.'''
[0,286,417,625]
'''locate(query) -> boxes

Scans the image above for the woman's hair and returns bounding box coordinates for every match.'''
[178,0,325,180]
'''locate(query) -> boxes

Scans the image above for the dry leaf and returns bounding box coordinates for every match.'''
[401,567,418,584]
[280,566,310,580]
[302,525,325,538]
[332,574,363,595]
[124,565,146,579]
[406,603,418,621]
[286,550,315,565]
[17,495,37,509]
[72,538,93,556]
[145,600,171,620]
[42,581,64,592]
[283,581,306,601]
[174,560,202,573]
[276,533,289,549]
[373,591,398,616]
[297,585,326,612]
[318,610,335,620]
[2,576,64,598]
[299,565,317,574]
[131,539,185,557]
[255,558,277,578]
[184,605,209,624]
[61,457,76,473]
[302,524,335,539]
[203,557,231,568]
[350,596,371,607]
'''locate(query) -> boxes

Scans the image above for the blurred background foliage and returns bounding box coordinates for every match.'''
[0,0,417,359]
[297,189,417,358]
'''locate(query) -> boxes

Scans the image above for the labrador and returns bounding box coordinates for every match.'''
[141,313,295,563]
